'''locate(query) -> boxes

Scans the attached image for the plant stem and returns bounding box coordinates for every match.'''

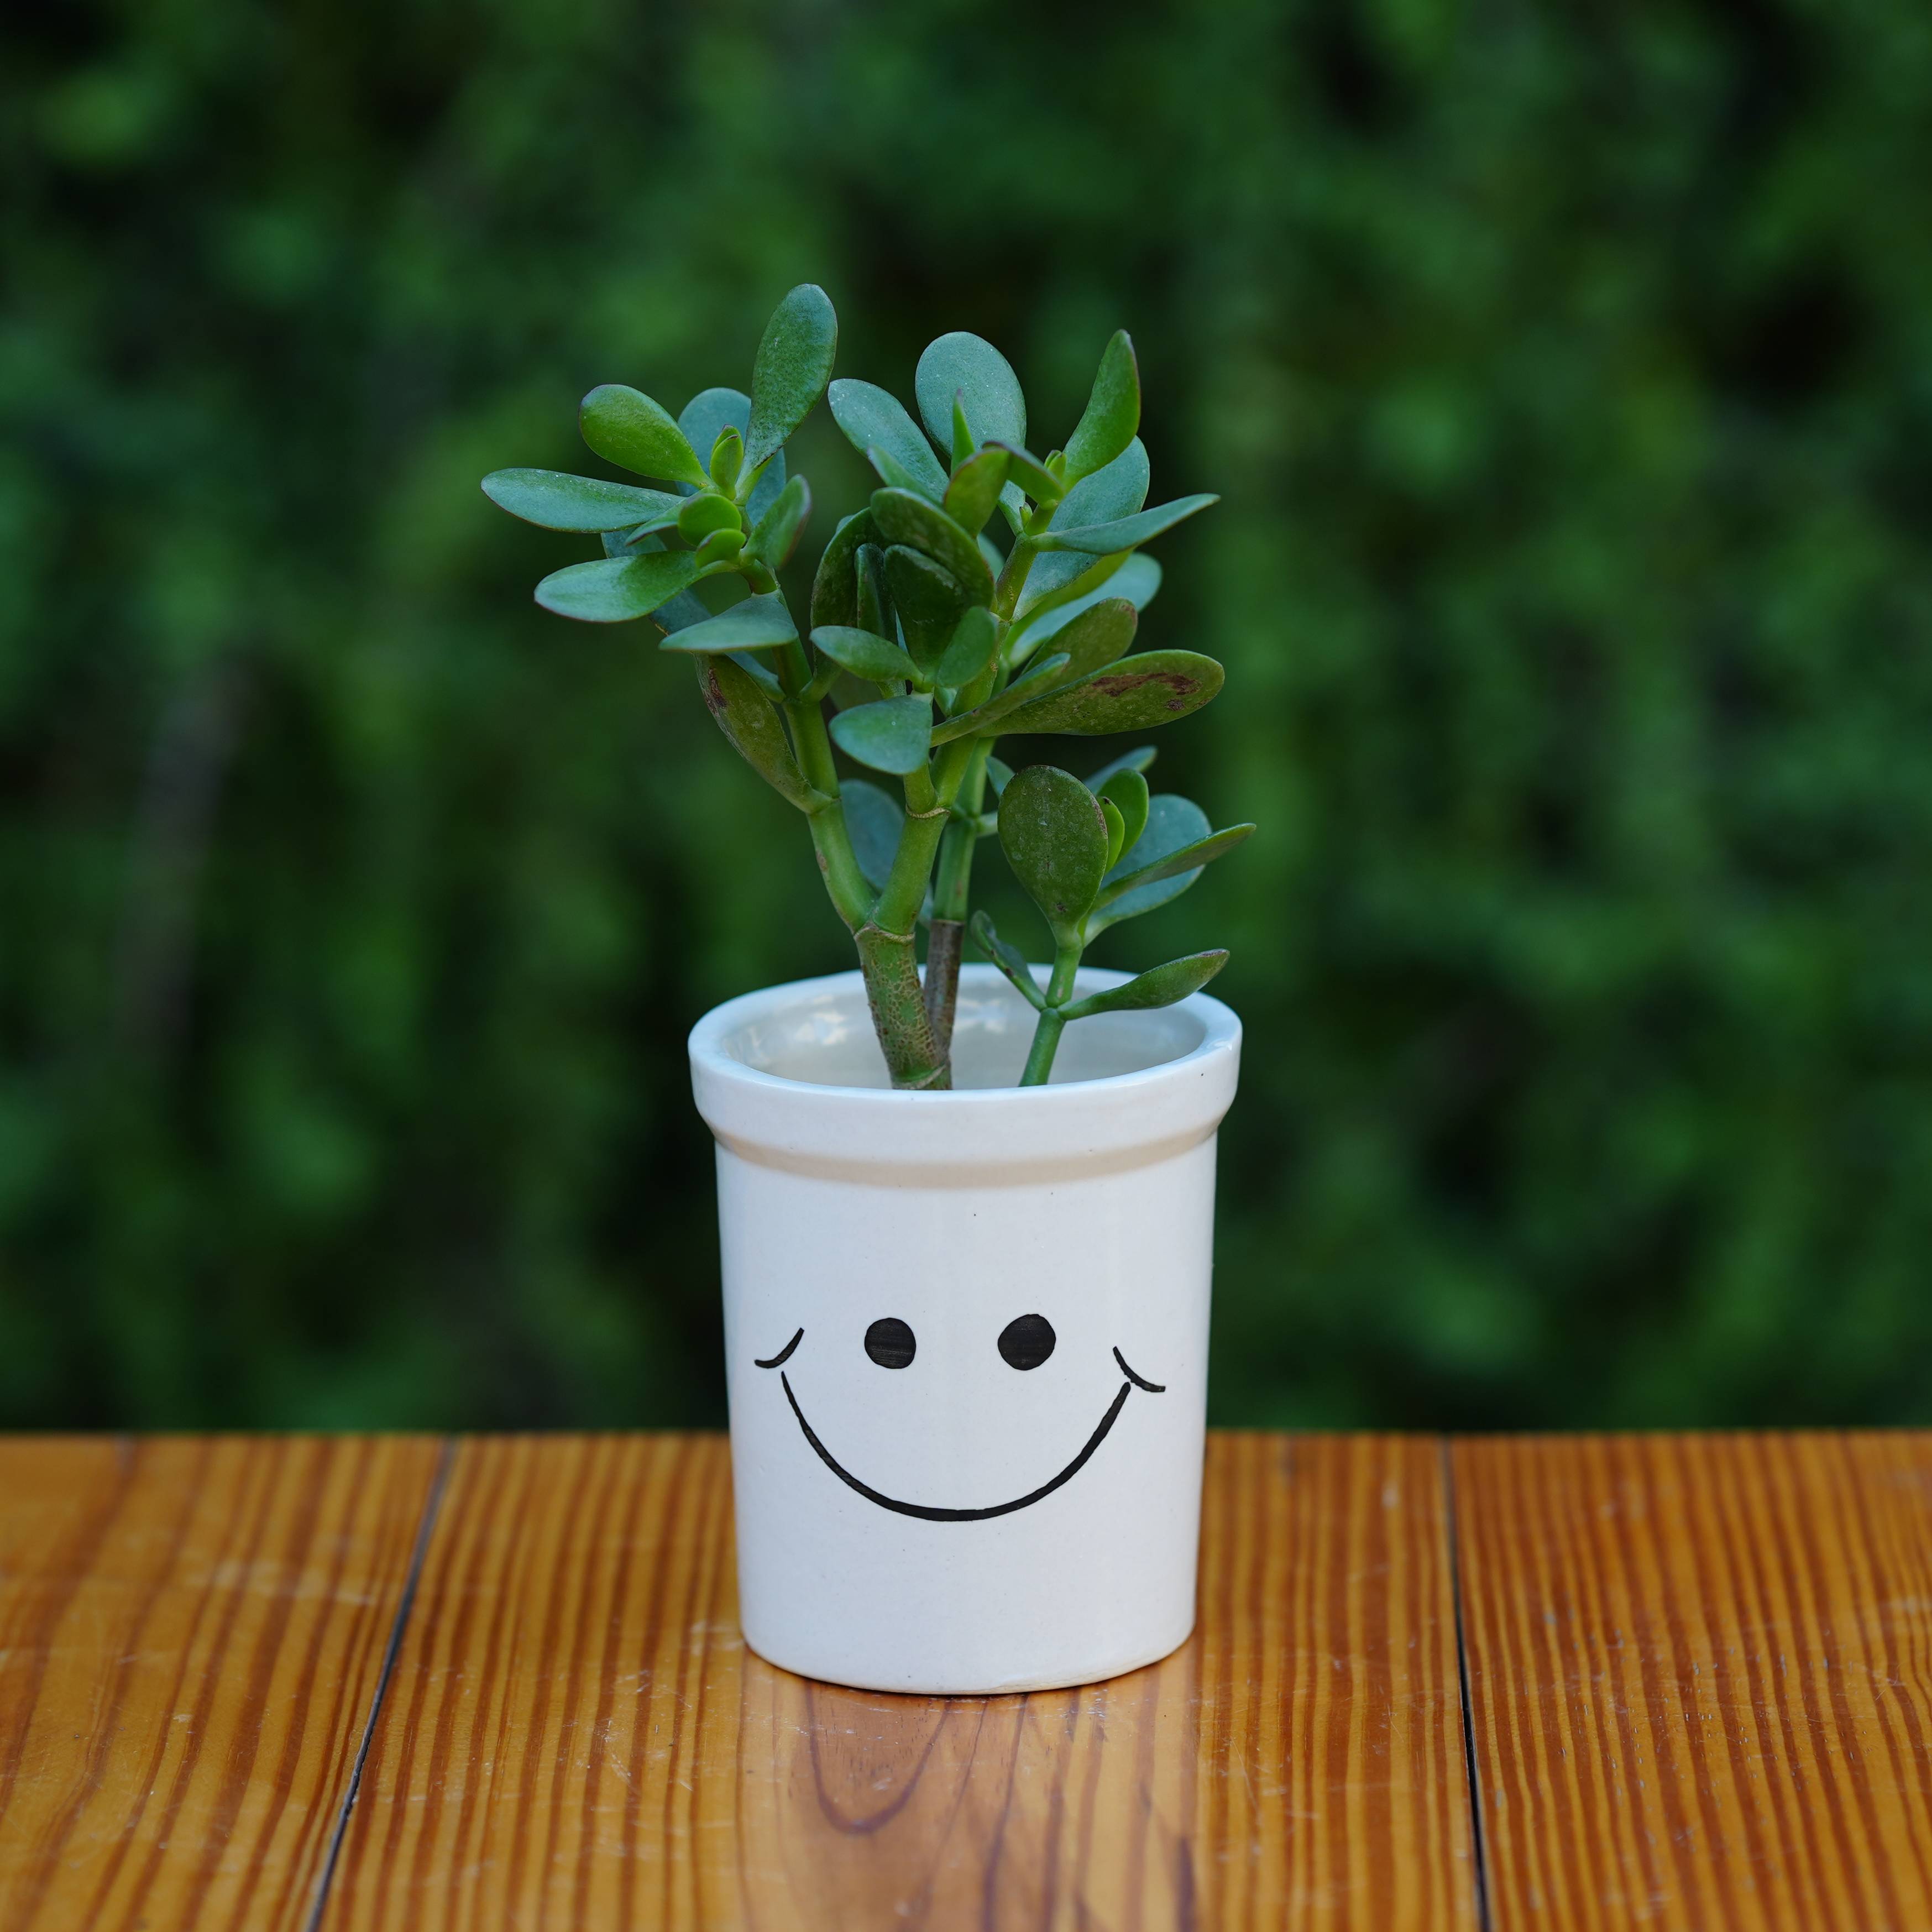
[1019,940,1084,1087]
[923,917,962,1048]
[805,798,875,931]
[1018,1008,1064,1086]
[854,925,947,1088]
[924,740,992,1053]
[849,739,977,1089]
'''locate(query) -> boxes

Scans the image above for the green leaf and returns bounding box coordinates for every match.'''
[679,388,787,520]
[727,649,783,698]
[535,549,704,623]
[810,510,873,629]
[678,388,748,465]
[928,652,1070,744]
[694,528,745,568]
[1060,952,1228,1020]
[1096,821,1254,908]
[856,543,892,637]
[608,530,712,627]
[676,492,741,542]
[840,778,904,892]
[990,649,1224,736]
[881,545,968,666]
[989,443,1065,507]
[694,654,814,809]
[827,381,948,498]
[1083,745,1157,791]
[708,426,744,491]
[970,910,1045,1010]
[1062,331,1142,484]
[747,474,811,571]
[862,445,932,499]
[1099,794,1127,871]
[950,396,976,468]
[915,333,1026,453]
[579,385,709,488]
[985,755,1014,796]
[943,447,1009,536]
[1008,553,1161,662]
[746,284,837,469]
[870,489,996,606]
[998,763,1112,941]
[657,591,798,652]
[1033,493,1218,556]
[1092,793,1210,924]
[810,625,922,685]
[1098,765,1149,856]
[481,469,685,533]
[1017,439,1150,612]
[829,695,934,774]
[934,606,1000,690]
[1043,597,1138,685]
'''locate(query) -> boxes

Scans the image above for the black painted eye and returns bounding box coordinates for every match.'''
[864,1317,916,1369]
[997,1313,1056,1370]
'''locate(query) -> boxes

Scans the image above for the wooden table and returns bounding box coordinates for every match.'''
[1,1433,1928,1930]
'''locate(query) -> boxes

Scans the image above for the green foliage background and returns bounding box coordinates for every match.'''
[6,0,1930,1431]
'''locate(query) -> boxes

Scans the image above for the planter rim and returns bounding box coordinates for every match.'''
[689,965,1241,1184]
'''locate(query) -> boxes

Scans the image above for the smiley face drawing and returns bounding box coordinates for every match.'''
[753,1315,1166,1521]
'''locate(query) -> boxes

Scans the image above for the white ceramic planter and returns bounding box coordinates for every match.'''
[688,963,1241,1695]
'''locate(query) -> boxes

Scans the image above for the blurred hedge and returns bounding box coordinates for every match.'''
[4,0,1930,1429]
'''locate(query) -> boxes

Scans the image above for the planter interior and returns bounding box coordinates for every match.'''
[712,964,1209,1090]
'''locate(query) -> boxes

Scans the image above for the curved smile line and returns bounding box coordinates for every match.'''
[765,1336,1165,1522]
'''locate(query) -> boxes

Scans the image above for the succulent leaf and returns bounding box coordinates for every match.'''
[1059,952,1227,1019]
[997,763,1111,943]
[1098,765,1150,856]
[1017,438,1151,612]
[829,695,934,774]
[810,625,923,685]
[1062,331,1142,484]
[827,381,948,498]
[695,653,814,809]
[810,510,873,629]
[870,488,997,606]
[943,447,1009,536]
[881,544,970,667]
[1032,493,1218,556]
[678,388,788,520]
[745,284,837,469]
[481,469,684,533]
[915,333,1026,453]
[656,591,798,652]
[988,648,1224,736]
[579,385,709,488]
[840,778,905,892]
[747,474,812,571]
[535,549,704,623]
[970,910,1046,1010]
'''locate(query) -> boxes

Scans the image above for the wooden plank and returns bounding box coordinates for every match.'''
[321,1431,1475,1931]
[1453,1432,1932,1932]
[0,1433,443,1932]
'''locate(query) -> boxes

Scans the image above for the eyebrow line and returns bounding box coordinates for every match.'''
[755,1328,804,1369]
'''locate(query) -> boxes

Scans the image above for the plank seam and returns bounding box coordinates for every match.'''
[1442,1439,1494,1932]
[301,1436,455,1932]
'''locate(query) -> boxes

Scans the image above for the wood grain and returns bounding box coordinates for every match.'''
[319,1431,1475,1931]
[1454,1432,1932,1932]
[0,1433,442,1932]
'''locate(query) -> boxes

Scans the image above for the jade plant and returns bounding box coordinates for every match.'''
[482,286,1252,1090]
